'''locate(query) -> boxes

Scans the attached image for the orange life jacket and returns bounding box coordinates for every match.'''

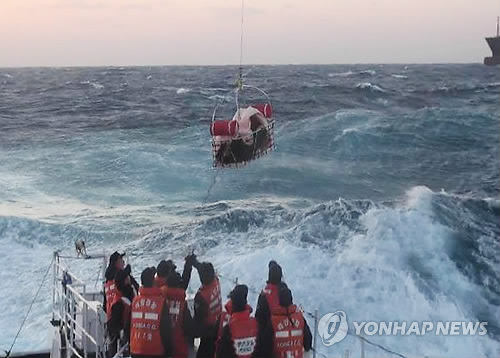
[104,280,118,320]
[262,283,280,313]
[216,300,254,347]
[130,286,166,356]
[107,290,132,328]
[164,287,189,358]
[270,305,305,358]
[198,278,222,326]
[229,310,258,358]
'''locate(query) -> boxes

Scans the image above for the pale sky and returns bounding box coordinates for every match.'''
[1,0,499,66]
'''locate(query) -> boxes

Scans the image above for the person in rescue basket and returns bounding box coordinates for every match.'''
[104,251,139,315]
[255,260,288,330]
[164,272,195,358]
[130,267,173,358]
[107,270,135,357]
[193,261,223,358]
[261,287,312,358]
[215,284,261,358]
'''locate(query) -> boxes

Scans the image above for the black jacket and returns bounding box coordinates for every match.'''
[193,292,218,358]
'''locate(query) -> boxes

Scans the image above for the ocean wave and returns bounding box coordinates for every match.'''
[420,82,500,95]
[176,87,191,94]
[391,74,408,79]
[80,80,104,89]
[359,69,376,76]
[152,187,499,357]
[328,70,354,77]
[328,69,376,77]
[355,82,386,93]
[1,184,499,356]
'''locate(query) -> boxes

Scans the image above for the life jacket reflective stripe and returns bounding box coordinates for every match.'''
[104,280,117,319]
[198,278,222,326]
[229,310,258,358]
[130,287,165,356]
[164,287,188,358]
[262,283,280,313]
[154,276,167,288]
[271,305,305,358]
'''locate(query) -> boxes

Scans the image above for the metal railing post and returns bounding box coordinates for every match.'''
[313,309,318,358]
[83,302,87,358]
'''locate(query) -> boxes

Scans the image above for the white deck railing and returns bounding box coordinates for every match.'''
[52,252,107,358]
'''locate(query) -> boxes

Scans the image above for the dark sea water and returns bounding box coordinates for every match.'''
[0,64,499,357]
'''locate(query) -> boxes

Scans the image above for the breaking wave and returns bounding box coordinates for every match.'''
[0,64,498,357]
[355,82,386,93]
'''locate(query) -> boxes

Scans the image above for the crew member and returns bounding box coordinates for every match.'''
[193,262,223,358]
[215,290,253,351]
[255,261,287,330]
[107,270,134,357]
[155,254,197,293]
[261,287,312,358]
[104,251,139,314]
[154,260,171,288]
[130,267,173,358]
[104,251,125,315]
[164,272,195,358]
[216,285,261,358]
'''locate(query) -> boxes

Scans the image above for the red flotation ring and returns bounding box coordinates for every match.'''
[253,103,273,118]
[210,119,239,137]
[210,104,272,137]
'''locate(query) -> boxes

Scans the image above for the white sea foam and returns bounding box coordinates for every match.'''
[176,87,191,94]
[80,80,104,89]
[328,71,354,77]
[355,82,385,93]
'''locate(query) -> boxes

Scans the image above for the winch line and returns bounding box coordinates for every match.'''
[237,0,245,91]
[4,256,55,358]
[203,168,219,204]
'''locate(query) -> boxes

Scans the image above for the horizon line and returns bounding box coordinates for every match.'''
[0,62,483,69]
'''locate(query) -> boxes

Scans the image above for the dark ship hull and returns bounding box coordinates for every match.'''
[484,36,500,66]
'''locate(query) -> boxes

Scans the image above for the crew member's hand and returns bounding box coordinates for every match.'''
[185,253,198,267]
